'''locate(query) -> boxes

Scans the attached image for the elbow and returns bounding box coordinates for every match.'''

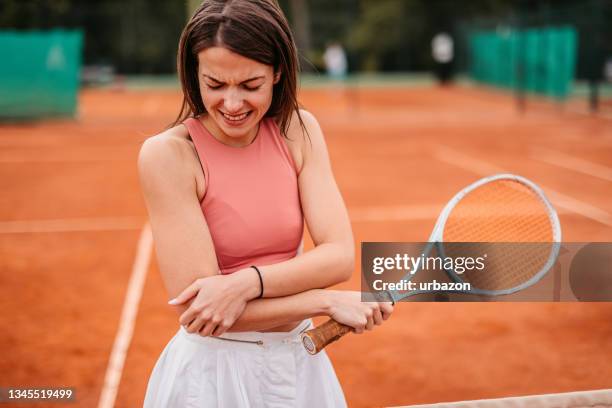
[335,244,355,284]
[340,261,354,283]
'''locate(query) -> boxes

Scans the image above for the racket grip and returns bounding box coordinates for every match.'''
[301,319,352,355]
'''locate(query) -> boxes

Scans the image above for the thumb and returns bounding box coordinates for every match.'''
[168,281,200,305]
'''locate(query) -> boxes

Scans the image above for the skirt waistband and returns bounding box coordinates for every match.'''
[178,319,313,347]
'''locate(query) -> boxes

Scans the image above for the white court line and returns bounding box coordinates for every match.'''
[434,146,612,227]
[531,148,612,183]
[398,388,612,408]
[0,217,144,234]
[98,223,153,408]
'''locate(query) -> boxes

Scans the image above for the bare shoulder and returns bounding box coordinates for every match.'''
[284,109,326,172]
[286,108,324,143]
[138,125,190,173]
[138,124,203,196]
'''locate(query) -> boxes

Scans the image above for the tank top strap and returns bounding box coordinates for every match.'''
[261,118,299,175]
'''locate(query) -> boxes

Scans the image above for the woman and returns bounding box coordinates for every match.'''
[138,1,393,406]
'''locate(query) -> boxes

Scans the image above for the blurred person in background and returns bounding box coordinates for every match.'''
[431,32,454,85]
[605,57,612,83]
[323,41,354,111]
[323,42,348,81]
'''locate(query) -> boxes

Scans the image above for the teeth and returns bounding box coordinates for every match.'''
[222,111,249,121]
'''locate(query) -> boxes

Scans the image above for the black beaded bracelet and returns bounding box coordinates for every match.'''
[250,265,264,298]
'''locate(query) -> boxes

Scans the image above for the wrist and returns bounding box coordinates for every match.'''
[234,267,261,300]
[317,289,335,316]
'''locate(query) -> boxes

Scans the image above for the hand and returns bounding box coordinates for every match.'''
[169,268,260,337]
[326,291,393,334]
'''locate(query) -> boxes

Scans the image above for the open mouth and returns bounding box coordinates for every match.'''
[220,110,252,123]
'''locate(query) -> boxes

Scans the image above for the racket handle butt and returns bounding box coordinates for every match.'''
[301,319,352,355]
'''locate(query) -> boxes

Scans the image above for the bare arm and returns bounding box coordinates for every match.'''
[137,132,220,297]
[169,288,389,334]
[227,291,328,331]
[170,289,329,332]
[171,110,355,306]
[253,110,355,296]
[138,129,374,335]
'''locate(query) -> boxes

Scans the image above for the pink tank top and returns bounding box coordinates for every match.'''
[183,117,303,274]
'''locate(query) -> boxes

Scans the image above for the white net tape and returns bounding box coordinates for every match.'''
[394,389,612,408]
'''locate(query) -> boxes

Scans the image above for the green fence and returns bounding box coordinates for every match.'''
[468,26,577,100]
[0,30,83,120]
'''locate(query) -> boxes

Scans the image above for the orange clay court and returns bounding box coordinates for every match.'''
[1,83,611,407]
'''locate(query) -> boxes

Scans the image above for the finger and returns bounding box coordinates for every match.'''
[211,323,225,337]
[186,317,203,334]
[373,308,383,326]
[380,303,394,320]
[212,319,231,337]
[179,309,196,326]
[168,281,200,305]
[181,318,194,330]
[365,314,374,331]
[199,320,218,337]
[211,325,222,337]
[351,318,367,334]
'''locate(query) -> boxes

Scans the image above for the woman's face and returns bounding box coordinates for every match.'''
[197,47,279,146]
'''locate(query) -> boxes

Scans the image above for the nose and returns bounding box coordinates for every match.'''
[223,89,244,113]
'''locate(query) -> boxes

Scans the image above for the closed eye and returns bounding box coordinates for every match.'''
[206,84,261,91]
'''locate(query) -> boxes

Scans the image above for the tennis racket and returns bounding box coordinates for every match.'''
[301,174,562,355]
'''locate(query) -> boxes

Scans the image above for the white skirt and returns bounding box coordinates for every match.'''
[143,319,347,407]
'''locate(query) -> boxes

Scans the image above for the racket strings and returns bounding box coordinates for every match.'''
[442,179,556,291]
[443,180,553,242]
[454,243,551,290]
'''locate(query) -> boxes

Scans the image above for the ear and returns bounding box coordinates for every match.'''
[273,71,281,84]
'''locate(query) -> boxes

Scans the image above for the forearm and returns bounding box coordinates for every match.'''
[227,289,330,332]
[256,241,354,298]
[170,288,332,333]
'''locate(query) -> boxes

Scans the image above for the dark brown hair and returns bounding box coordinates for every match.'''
[172,0,306,139]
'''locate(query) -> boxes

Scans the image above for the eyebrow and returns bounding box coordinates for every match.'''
[203,74,265,84]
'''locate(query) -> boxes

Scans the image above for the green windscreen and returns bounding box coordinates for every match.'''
[468,26,577,100]
[0,30,83,120]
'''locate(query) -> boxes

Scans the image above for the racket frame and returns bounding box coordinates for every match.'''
[385,173,562,302]
[302,173,563,355]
